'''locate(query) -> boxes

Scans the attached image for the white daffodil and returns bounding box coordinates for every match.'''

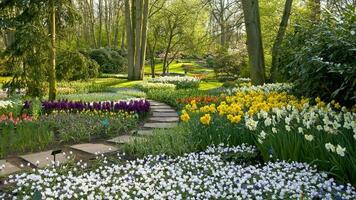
[304,134,314,142]
[325,143,336,152]
[336,145,346,157]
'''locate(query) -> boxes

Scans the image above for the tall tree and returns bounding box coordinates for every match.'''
[207,0,243,49]
[241,0,265,85]
[98,0,103,47]
[124,0,149,80]
[49,0,57,100]
[270,0,293,82]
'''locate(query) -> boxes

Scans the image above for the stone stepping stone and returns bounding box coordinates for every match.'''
[144,122,178,129]
[107,135,135,144]
[0,160,21,176]
[151,108,176,112]
[131,129,154,136]
[71,143,118,155]
[148,101,166,106]
[152,112,178,117]
[148,117,179,122]
[150,105,172,109]
[20,150,68,168]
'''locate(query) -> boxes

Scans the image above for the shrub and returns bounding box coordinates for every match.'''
[88,48,126,74]
[148,76,200,89]
[56,50,99,81]
[208,49,248,82]
[135,82,176,92]
[279,6,356,106]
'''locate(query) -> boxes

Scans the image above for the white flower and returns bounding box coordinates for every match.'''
[264,117,272,126]
[351,30,355,35]
[285,125,291,132]
[272,127,277,133]
[304,134,314,141]
[298,127,304,134]
[260,130,267,139]
[325,143,336,152]
[245,118,258,131]
[336,145,346,157]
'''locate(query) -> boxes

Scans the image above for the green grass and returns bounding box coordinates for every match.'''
[144,62,214,76]
[199,81,223,90]
[58,89,145,102]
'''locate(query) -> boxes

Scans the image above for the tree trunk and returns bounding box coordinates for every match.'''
[241,0,265,85]
[113,6,121,47]
[124,0,135,79]
[134,0,143,80]
[105,0,111,47]
[125,0,148,80]
[98,0,103,47]
[49,0,57,100]
[162,32,173,75]
[121,26,125,50]
[139,0,149,79]
[270,0,293,82]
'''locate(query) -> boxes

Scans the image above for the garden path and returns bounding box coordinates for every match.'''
[0,99,179,177]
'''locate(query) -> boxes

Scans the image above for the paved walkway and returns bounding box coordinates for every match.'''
[0,99,178,177]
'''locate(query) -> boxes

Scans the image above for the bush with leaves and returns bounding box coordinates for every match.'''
[208,48,248,82]
[88,48,126,74]
[279,6,356,106]
[56,50,99,81]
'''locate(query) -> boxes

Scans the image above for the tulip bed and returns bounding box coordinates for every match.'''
[179,85,356,185]
[1,144,355,199]
[0,99,150,158]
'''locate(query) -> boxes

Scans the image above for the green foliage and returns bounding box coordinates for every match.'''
[88,48,126,74]
[186,113,256,151]
[40,112,138,143]
[0,0,78,98]
[147,89,208,109]
[208,49,248,82]
[124,124,194,157]
[280,7,356,106]
[0,121,54,158]
[56,50,99,81]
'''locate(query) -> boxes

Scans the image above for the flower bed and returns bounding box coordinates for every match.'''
[148,76,200,89]
[24,99,150,114]
[0,99,149,159]
[2,144,355,199]
[135,82,176,92]
[180,86,356,185]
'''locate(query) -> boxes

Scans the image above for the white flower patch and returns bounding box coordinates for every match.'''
[148,76,200,84]
[0,100,14,109]
[3,144,355,199]
[224,83,294,95]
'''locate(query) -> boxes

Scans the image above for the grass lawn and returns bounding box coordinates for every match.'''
[144,62,214,76]
[199,81,223,90]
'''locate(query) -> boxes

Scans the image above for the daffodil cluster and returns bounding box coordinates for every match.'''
[180,87,356,184]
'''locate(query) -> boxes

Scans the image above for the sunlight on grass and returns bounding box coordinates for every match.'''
[111,80,143,88]
[144,62,214,75]
[199,81,223,90]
